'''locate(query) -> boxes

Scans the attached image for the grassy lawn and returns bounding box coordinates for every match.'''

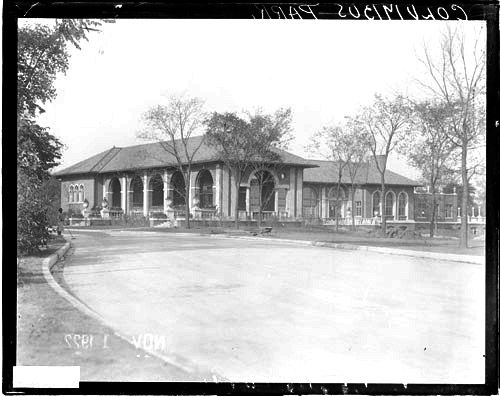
[16,237,195,382]
[72,223,485,257]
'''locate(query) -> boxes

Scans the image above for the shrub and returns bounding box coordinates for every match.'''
[17,172,50,255]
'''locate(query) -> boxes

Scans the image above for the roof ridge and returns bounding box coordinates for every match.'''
[88,147,122,173]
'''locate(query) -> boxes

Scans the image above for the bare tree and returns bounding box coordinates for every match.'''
[139,94,206,229]
[417,25,486,248]
[359,94,412,235]
[343,118,372,230]
[308,124,351,231]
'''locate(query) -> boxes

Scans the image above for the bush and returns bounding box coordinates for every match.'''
[17,172,50,255]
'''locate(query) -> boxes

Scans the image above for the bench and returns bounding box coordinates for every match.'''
[251,226,273,236]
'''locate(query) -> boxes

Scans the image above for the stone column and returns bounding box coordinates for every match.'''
[230,172,238,219]
[321,186,328,219]
[289,167,296,218]
[121,176,127,214]
[244,186,250,216]
[221,166,231,217]
[296,168,303,218]
[163,170,171,213]
[215,164,222,212]
[143,174,150,217]
[189,170,199,214]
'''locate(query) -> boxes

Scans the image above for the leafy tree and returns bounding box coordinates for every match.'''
[417,25,486,247]
[399,101,457,237]
[17,19,112,255]
[205,108,293,228]
[358,94,413,235]
[139,94,206,229]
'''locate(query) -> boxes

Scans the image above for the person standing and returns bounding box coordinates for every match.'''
[57,208,65,236]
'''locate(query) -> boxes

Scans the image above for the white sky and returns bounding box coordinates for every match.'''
[29,19,485,179]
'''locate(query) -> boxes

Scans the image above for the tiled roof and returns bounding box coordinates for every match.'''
[303,159,421,186]
[53,135,315,176]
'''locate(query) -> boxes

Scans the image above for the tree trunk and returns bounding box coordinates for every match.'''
[430,187,436,238]
[335,181,341,232]
[460,144,469,248]
[351,186,356,231]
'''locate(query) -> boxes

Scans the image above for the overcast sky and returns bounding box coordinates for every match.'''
[28,19,485,179]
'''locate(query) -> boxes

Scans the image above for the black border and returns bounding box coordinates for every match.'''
[4,1,499,394]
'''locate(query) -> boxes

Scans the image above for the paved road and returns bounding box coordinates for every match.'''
[63,229,485,383]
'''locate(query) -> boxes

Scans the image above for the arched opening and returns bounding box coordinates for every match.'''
[385,191,395,219]
[303,186,319,218]
[328,186,346,218]
[109,178,121,208]
[197,170,214,209]
[171,171,186,208]
[69,185,74,203]
[130,176,144,209]
[398,192,408,220]
[250,170,276,212]
[79,184,84,202]
[149,174,164,208]
[372,191,381,217]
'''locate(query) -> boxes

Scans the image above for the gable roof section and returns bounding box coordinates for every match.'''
[54,135,315,176]
[303,159,421,186]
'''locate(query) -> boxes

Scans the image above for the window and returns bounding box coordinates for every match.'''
[398,192,407,219]
[372,191,381,217]
[79,184,84,202]
[385,192,395,217]
[238,187,247,211]
[355,201,362,216]
[69,185,74,203]
[445,204,453,218]
[198,170,214,209]
[303,187,318,218]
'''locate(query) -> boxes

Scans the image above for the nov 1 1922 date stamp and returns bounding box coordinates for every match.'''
[64,333,110,349]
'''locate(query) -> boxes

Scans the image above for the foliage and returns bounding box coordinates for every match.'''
[17,19,111,255]
[399,100,457,237]
[205,108,293,227]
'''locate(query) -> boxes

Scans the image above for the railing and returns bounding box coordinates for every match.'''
[250,211,289,221]
[467,216,486,224]
[193,208,217,220]
[108,209,123,219]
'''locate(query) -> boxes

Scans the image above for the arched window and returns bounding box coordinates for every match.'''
[372,191,381,217]
[171,171,186,207]
[249,170,275,212]
[109,178,121,208]
[328,186,346,218]
[149,174,164,207]
[74,185,79,202]
[303,186,319,218]
[130,176,144,208]
[398,192,408,220]
[385,191,395,218]
[69,185,74,203]
[78,184,84,202]
[198,170,214,209]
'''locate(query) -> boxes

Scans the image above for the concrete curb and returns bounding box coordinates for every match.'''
[41,240,208,377]
[209,234,484,265]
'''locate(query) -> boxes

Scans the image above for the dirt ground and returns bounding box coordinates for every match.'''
[16,238,196,382]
